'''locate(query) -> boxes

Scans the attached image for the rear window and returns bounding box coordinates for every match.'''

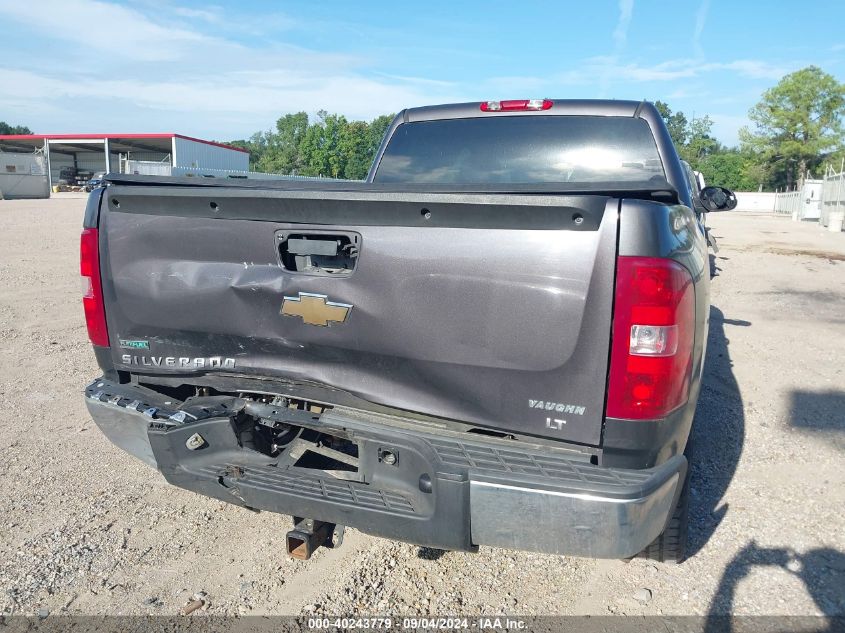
[373,115,665,186]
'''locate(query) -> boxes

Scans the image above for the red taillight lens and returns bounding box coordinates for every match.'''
[480,99,553,112]
[80,228,109,347]
[606,257,694,419]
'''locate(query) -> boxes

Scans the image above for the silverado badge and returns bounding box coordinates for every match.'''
[281,292,352,327]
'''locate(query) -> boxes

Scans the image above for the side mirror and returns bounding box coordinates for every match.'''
[700,186,737,211]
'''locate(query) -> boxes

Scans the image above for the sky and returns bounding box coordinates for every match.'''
[1,0,844,147]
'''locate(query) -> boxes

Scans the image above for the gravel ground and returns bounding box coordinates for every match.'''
[0,197,843,619]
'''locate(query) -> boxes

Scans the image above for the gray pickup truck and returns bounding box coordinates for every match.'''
[82,99,735,563]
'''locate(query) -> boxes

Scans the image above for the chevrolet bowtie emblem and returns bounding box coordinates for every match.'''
[280,292,352,327]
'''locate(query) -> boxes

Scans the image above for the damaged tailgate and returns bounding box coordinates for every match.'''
[98,182,618,445]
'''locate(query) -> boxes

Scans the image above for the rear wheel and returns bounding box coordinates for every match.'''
[637,474,689,563]
[637,443,693,564]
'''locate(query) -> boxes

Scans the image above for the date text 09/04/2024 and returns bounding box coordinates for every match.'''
[306,617,527,630]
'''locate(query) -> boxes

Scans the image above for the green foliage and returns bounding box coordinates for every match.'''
[266,112,310,174]
[654,101,719,168]
[657,67,845,191]
[654,101,689,148]
[678,115,721,165]
[0,121,32,135]
[231,111,394,180]
[741,66,845,188]
[697,151,764,191]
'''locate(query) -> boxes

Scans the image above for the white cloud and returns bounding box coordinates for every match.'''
[612,0,635,50]
[168,6,225,23]
[372,73,456,89]
[601,0,635,96]
[0,0,210,62]
[0,0,466,137]
[527,57,789,88]
[718,60,788,79]
[0,66,462,137]
[615,60,698,81]
[161,3,299,36]
[693,0,710,59]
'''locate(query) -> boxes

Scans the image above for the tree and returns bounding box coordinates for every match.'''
[698,151,764,191]
[227,133,268,171]
[0,121,32,135]
[368,114,393,149]
[231,111,395,180]
[654,101,718,168]
[365,114,394,176]
[298,110,342,177]
[266,112,310,174]
[339,120,371,179]
[654,101,689,148]
[678,115,720,166]
[340,114,393,180]
[741,66,845,188]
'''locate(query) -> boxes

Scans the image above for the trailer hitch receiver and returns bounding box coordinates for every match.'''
[286,517,345,560]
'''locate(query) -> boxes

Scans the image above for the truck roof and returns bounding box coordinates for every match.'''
[403,99,650,123]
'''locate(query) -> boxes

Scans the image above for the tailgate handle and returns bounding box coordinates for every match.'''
[277,231,360,277]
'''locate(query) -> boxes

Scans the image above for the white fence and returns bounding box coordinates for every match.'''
[820,161,845,230]
[125,160,342,181]
[734,191,776,212]
[773,190,802,216]
[126,160,171,176]
[772,180,823,220]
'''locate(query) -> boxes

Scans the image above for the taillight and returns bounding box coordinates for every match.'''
[606,257,694,419]
[80,228,109,347]
[480,99,553,112]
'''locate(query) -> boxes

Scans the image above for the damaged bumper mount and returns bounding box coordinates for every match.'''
[85,378,685,558]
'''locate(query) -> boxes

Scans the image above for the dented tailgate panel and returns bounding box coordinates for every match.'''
[100,187,617,445]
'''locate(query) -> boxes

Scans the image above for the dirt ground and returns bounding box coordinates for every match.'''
[0,196,843,619]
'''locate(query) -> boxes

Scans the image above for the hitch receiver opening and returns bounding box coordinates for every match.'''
[285,518,344,560]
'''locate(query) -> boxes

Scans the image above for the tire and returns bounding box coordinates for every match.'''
[636,443,693,564]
